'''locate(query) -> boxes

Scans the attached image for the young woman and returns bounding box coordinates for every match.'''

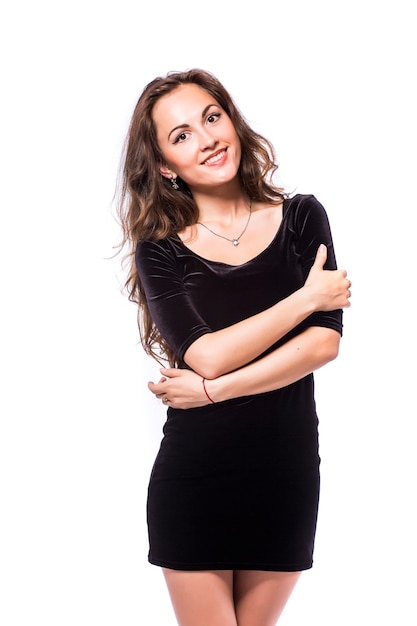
[117,69,351,626]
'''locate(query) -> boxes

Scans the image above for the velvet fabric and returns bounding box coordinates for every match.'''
[135,194,343,571]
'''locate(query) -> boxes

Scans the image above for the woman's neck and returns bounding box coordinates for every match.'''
[192,186,250,226]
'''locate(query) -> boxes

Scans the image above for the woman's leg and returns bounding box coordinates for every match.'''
[233,570,301,626]
[162,568,238,626]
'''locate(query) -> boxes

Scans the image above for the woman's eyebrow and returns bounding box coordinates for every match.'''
[167,104,218,140]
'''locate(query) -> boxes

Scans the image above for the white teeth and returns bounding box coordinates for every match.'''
[204,150,225,165]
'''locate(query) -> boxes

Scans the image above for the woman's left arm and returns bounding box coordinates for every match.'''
[148,325,340,409]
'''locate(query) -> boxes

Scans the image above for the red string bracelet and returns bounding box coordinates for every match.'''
[202,378,215,404]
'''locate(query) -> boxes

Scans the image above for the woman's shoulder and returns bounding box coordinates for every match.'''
[136,233,182,252]
[283,193,328,220]
[135,235,183,270]
[284,193,322,209]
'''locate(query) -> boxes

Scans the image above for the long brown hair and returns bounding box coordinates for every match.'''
[116,68,286,366]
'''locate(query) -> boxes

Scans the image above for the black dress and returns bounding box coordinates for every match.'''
[135,194,343,571]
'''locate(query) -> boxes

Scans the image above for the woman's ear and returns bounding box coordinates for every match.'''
[159,165,175,179]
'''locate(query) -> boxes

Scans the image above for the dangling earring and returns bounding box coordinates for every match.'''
[170,173,179,190]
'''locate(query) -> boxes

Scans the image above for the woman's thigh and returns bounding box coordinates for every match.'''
[162,568,237,626]
[233,570,301,626]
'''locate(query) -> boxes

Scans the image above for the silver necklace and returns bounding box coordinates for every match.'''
[197,201,252,247]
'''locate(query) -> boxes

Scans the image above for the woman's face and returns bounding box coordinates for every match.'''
[152,83,241,192]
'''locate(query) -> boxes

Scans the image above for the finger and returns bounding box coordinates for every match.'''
[149,386,168,401]
[148,381,162,394]
[312,243,327,269]
[160,367,182,378]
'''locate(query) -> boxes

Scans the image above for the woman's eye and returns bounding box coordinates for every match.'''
[174,132,188,144]
[207,113,221,124]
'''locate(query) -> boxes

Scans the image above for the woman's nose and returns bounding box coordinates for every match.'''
[198,128,218,151]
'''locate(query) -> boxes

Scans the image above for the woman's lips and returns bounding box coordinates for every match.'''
[202,148,227,166]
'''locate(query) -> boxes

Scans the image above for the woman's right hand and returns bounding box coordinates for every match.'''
[148,368,211,410]
[304,244,351,311]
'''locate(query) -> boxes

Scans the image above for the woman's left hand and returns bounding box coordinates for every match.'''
[148,368,212,409]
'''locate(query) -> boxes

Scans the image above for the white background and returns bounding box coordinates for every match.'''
[1,1,415,624]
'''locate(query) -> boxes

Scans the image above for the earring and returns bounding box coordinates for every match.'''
[170,173,179,190]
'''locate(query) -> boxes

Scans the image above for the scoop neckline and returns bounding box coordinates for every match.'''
[172,199,289,268]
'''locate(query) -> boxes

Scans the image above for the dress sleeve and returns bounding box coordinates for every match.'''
[292,194,343,336]
[135,239,212,360]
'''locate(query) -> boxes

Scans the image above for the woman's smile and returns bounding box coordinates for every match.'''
[201,148,228,166]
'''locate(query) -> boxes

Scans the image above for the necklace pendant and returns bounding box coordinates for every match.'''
[232,239,239,246]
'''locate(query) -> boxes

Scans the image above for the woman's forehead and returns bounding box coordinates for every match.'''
[153,84,219,125]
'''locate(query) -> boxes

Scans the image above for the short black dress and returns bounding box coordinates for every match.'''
[135,194,343,571]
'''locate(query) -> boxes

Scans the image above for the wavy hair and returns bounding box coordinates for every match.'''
[116,69,286,366]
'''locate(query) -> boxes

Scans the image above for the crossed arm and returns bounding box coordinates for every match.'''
[149,325,340,409]
[148,245,351,409]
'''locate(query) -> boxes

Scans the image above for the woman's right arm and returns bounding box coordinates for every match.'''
[148,325,341,409]
[137,241,350,379]
[184,246,350,378]
[184,244,349,378]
